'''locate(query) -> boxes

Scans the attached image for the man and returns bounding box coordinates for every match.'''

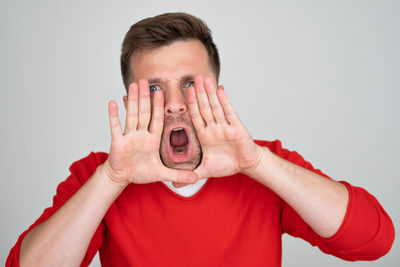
[7,12,394,266]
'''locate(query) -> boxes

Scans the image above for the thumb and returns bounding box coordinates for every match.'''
[158,167,199,184]
[194,165,209,180]
[172,181,189,188]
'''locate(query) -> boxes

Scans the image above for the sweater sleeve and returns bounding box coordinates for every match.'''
[257,139,395,261]
[6,152,109,267]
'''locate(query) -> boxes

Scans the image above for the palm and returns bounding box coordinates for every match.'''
[197,124,255,178]
[108,132,163,183]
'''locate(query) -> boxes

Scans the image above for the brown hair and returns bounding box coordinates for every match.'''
[120,12,220,91]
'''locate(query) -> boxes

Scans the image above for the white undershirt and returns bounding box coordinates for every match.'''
[162,178,208,197]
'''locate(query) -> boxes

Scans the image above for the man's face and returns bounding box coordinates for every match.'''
[127,40,216,171]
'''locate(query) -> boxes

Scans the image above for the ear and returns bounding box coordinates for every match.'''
[123,95,128,110]
[218,85,224,91]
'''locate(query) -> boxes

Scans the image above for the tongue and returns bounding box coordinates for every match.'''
[170,130,188,146]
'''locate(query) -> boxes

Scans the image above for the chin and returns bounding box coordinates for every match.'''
[160,147,202,171]
[163,159,200,171]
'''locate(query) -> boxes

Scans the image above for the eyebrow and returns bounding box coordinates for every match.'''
[148,78,162,84]
[148,74,195,85]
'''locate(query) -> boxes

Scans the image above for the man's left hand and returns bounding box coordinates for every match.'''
[187,75,262,180]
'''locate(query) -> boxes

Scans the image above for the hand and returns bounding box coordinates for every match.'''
[103,79,198,186]
[188,76,262,179]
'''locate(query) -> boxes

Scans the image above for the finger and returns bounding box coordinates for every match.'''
[158,167,199,184]
[194,76,215,125]
[149,90,164,134]
[124,83,139,133]
[194,165,209,180]
[172,181,187,188]
[187,86,206,131]
[108,100,122,140]
[217,88,240,125]
[137,79,151,131]
[204,77,227,124]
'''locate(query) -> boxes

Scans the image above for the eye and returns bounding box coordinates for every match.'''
[149,85,160,93]
[184,81,195,88]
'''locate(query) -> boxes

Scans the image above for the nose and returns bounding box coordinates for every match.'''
[164,87,188,116]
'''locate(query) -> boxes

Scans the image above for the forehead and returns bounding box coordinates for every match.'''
[130,39,214,82]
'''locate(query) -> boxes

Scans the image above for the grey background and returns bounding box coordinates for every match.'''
[1,0,398,266]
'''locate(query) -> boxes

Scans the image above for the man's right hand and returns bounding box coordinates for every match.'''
[103,79,198,186]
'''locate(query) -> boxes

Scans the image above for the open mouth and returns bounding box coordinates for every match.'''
[167,127,192,163]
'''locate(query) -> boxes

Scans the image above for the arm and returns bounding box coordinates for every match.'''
[16,80,198,267]
[19,164,125,266]
[185,75,394,258]
[243,146,348,238]
[186,75,345,237]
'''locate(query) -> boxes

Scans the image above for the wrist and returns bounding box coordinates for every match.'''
[100,160,130,188]
[241,145,273,180]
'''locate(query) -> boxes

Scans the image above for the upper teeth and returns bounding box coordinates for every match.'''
[172,128,183,131]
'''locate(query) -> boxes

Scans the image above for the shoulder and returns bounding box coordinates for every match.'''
[254,139,326,176]
[255,139,300,159]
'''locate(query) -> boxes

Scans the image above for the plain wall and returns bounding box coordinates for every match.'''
[1,0,398,266]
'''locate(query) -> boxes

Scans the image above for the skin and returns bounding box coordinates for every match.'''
[118,39,261,187]
[126,40,208,173]
[19,39,348,266]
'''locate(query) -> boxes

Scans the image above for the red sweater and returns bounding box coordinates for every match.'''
[7,140,395,266]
